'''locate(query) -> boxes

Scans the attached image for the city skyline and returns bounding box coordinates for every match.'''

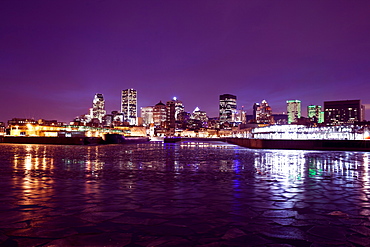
[1,0,370,123]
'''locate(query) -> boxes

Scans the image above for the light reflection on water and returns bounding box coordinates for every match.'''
[0,142,369,183]
[1,141,370,219]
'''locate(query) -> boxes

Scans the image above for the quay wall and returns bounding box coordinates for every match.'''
[0,136,102,145]
[225,138,370,151]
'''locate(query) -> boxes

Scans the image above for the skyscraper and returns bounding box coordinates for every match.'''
[121,89,137,125]
[91,93,106,123]
[324,100,365,125]
[307,105,324,123]
[219,94,237,124]
[286,100,301,124]
[166,97,184,121]
[254,100,274,124]
[166,100,176,129]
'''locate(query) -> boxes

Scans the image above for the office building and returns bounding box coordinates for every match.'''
[121,89,137,125]
[166,97,184,121]
[91,93,106,123]
[324,100,365,125]
[166,100,176,129]
[307,105,324,123]
[254,100,274,124]
[153,101,167,127]
[287,100,301,124]
[141,106,154,126]
[191,107,208,123]
[219,94,237,124]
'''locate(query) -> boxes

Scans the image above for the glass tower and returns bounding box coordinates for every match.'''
[307,105,324,123]
[92,93,106,123]
[286,100,301,124]
[121,89,137,125]
[219,94,237,124]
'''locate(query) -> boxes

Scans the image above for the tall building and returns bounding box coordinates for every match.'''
[141,106,154,126]
[287,100,301,124]
[307,105,324,123]
[166,100,176,129]
[219,94,237,124]
[166,97,184,121]
[121,89,137,125]
[91,93,106,123]
[253,103,260,121]
[191,107,208,123]
[324,100,365,125]
[153,101,167,127]
[254,100,274,124]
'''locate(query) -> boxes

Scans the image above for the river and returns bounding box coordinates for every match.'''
[0,141,369,246]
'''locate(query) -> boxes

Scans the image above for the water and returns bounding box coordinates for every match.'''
[0,141,370,246]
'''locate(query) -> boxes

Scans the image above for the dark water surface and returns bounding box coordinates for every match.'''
[0,141,370,246]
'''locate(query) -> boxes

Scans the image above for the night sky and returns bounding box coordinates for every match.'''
[1,0,370,124]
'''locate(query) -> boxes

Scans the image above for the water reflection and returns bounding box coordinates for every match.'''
[13,144,54,173]
[1,142,369,184]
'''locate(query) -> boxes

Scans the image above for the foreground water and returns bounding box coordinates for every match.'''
[0,141,370,246]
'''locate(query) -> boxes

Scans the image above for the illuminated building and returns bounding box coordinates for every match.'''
[121,89,137,125]
[103,111,124,127]
[191,107,208,123]
[307,105,324,123]
[287,100,301,124]
[254,100,274,124]
[234,109,246,124]
[153,101,167,127]
[253,103,260,121]
[219,94,237,124]
[91,93,106,123]
[252,125,368,140]
[141,106,154,126]
[0,122,5,136]
[324,100,365,125]
[166,97,184,121]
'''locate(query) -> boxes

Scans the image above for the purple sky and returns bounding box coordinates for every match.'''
[1,0,370,123]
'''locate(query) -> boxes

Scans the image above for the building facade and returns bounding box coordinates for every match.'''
[307,105,324,123]
[91,93,106,123]
[287,100,301,124]
[254,100,274,124]
[324,100,365,125]
[219,94,237,124]
[165,97,184,121]
[153,101,167,127]
[166,100,176,130]
[121,89,137,125]
[234,109,247,124]
[141,106,154,126]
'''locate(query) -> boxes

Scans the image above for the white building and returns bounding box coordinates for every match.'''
[121,89,137,125]
[141,106,154,126]
[91,93,106,123]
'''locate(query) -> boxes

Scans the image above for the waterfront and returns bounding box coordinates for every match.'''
[0,141,370,246]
